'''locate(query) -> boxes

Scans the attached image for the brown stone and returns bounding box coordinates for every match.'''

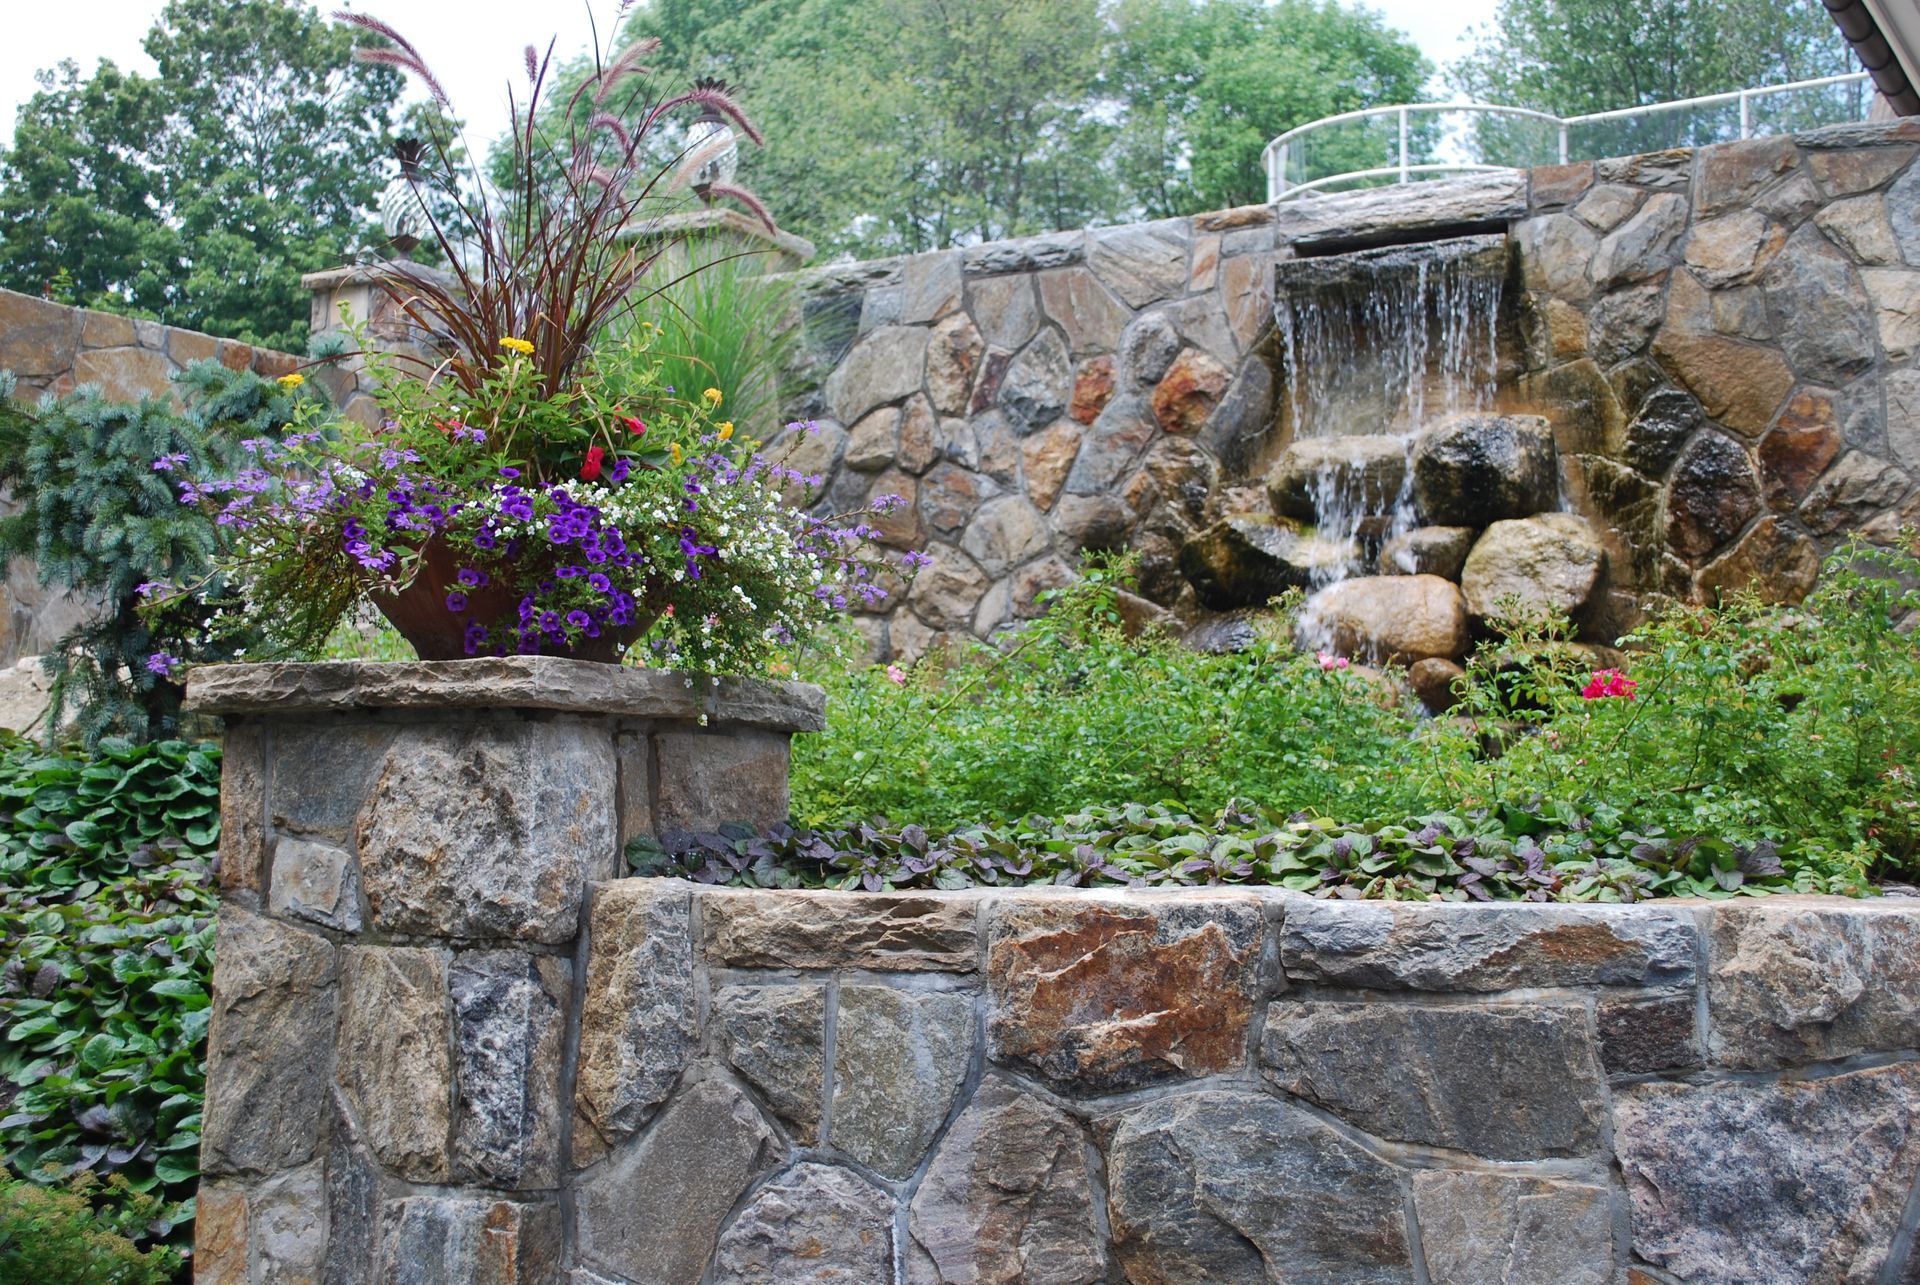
[1067,355,1114,424]
[897,394,941,474]
[0,290,78,380]
[1022,420,1081,511]
[1759,391,1842,509]
[218,722,266,893]
[1572,183,1642,232]
[654,728,791,833]
[1301,574,1469,666]
[72,345,179,403]
[1188,233,1221,291]
[1409,657,1466,712]
[925,312,984,416]
[1011,557,1076,617]
[1816,195,1899,265]
[168,328,220,366]
[844,405,900,472]
[864,467,922,546]
[194,1182,249,1284]
[337,946,452,1183]
[1596,990,1701,1074]
[1515,212,1601,300]
[1800,450,1911,535]
[917,463,996,539]
[1193,202,1274,231]
[906,545,992,629]
[1808,144,1916,196]
[1694,135,1800,217]
[986,897,1259,1094]
[967,347,1013,415]
[1650,328,1794,437]
[78,309,136,348]
[1149,347,1229,434]
[1219,252,1272,351]
[1683,210,1786,288]
[1530,160,1595,206]
[216,338,254,372]
[1666,431,1762,560]
[1037,266,1130,354]
[1863,268,1920,361]
[704,889,979,971]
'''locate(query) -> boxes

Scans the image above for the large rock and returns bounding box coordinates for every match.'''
[1411,414,1557,527]
[353,721,615,943]
[577,1078,780,1284]
[1087,218,1188,308]
[1266,434,1410,523]
[702,889,979,971]
[1614,1064,1920,1284]
[194,915,338,1182]
[713,984,827,1143]
[959,495,1050,578]
[1704,900,1920,1070]
[337,947,453,1183]
[1459,513,1606,625]
[449,951,570,1189]
[1665,430,1762,560]
[825,326,932,423]
[999,328,1072,431]
[1590,191,1689,286]
[986,897,1259,1094]
[1378,525,1475,580]
[907,1080,1106,1284]
[711,1163,895,1283]
[831,985,973,1178]
[1298,574,1469,666]
[1260,1001,1607,1158]
[1762,223,1879,387]
[1412,1171,1613,1285]
[572,881,697,1167]
[1103,1090,1414,1284]
[1177,516,1353,610]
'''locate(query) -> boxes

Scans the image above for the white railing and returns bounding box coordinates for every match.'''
[1263,72,1875,202]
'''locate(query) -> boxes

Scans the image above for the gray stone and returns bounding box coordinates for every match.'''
[1572,182,1641,232]
[1379,525,1476,579]
[959,495,1050,577]
[1800,450,1911,535]
[1178,516,1349,610]
[450,951,569,1189]
[1615,1064,1920,1284]
[614,731,652,850]
[1260,1001,1606,1158]
[702,889,979,970]
[573,880,697,1166]
[714,984,826,1143]
[353,720,614,944]
[966,275,1041,350]
[1817,193,1900,265]
[906,546,992,629]
[337,947,452,1183]
[962,230,1083,275]
[1622,386,1702,475]
[1683,209,1785,287]
[1118,309,1182,386]
[377,1196,563,1285]
[323,1104,380,1285]
[1087,218,1189,309]
[1299,574,1469,666]
[1460,513,1607,625]
[654,729,792,832]
[999,328,1072,432]
[843,406,899,471]
[267,836,361,932]
[1050,493,1134,553]
[1705,899,1920,1070]
[1892,368,1920,473]
[859,285,903,331]
[831,985,973,1179]
[824,325,932,423]
[1267,434,1410,522]
[1279,899,1699,991]
[1412,413,1557,528]
[1412,1170,1612,1285]
[1515,212,1602,300]
[1063,395,1156,495]
[217,722,266,892]
[1275,171,1527,252]
[1889,160,1920,266]
[268,721,397,837]
[1591,192,1688,287]
[1864,267,1920,360]
[1103,1090,1414,1284]
[577,1078,780,1285]
[246,1161,330,1284]
[908,1081,1105,1284]
[1763,223,1879,386]
[1037,267,1130,355]
[201,906,338,1177]
[711,1162,895,1283]
[902,251,962,324]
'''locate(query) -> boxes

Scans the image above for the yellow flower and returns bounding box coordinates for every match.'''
[499,336,535,355]
[670,442,683,465]
[717,422,735,441]
[276,372,305,389]
[702,387,724,408]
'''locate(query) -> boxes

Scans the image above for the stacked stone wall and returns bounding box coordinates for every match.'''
[190,659,1920,1283]
[781,119,1920,661]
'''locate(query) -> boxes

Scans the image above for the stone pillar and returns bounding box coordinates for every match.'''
[186,657,822,1283]
[301,262,457,427]
[619,207,816,280]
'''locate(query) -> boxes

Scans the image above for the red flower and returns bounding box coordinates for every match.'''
[623,415,647,436]
[580,445,606,481]
[1581,668,1637,700]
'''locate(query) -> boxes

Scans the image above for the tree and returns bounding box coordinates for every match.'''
[0,0,403,352]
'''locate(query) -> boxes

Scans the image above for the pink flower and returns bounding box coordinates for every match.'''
[886,664,908,685]
[1582,668,1637,700]
[1317,651,1350,672]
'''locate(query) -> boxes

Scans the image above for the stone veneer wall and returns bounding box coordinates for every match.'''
[781,118,1920,660]
[190,658,1920,1284]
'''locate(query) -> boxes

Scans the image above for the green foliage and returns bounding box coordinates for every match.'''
[0,365,312,744]
[0,1173,181,1284]
[0,737,221,1265]
[0,0,404,351]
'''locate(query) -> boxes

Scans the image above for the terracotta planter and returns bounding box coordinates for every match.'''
[371,537,657,662]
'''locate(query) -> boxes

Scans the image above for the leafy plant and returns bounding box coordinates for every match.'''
[0,1173,180,1284]
[0,737,221,1264]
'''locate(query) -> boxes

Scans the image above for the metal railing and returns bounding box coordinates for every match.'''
[1263,72,1875,202]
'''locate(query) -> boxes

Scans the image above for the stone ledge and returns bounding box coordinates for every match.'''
[183,658,826,731]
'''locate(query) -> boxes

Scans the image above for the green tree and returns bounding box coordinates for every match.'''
[0,0,403,352]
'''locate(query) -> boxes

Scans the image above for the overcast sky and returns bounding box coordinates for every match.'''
[0,0,1499,140]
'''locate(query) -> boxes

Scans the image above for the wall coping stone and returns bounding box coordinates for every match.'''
[183,657,825,730]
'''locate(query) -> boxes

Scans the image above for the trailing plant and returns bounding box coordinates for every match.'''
[0,737,221,1264]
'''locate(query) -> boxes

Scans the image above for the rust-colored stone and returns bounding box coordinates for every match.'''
[1149,347,1230,435]
[988,902,1256,1093]
[1021,420,1081,511]
[1758,391,1842,509]
[1192,203,1274,232]
[216,338,255,372]
[967,348,1012,416]
[1529,160,1595,207]
[1069,355,1115,424]
[194,1183,249,1285]
[169,328,221,366]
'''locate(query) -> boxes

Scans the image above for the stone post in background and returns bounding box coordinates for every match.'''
[186,658,821,1282]
[301,262,458,428]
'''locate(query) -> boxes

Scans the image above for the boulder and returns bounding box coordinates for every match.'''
[1459,514,1606,626]
[1411,414,1558,528]
[1378,526,1476,580]
[1265,435,1410,523]
[1298,575,1470,666]
[1177,517,1355,610]
[1408,657,1466,712]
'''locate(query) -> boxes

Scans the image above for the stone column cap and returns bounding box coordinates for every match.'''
[184,657,825,730]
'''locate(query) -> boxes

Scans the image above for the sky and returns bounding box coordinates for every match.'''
[0,0,1500,139]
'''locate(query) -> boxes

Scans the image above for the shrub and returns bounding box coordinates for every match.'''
[0,1174,180,1284]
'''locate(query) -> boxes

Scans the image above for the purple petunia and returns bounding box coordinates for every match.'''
[445,592,469,613]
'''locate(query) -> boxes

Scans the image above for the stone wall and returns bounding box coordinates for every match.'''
[782,118,1920,661]
[189,658,1920,1283]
